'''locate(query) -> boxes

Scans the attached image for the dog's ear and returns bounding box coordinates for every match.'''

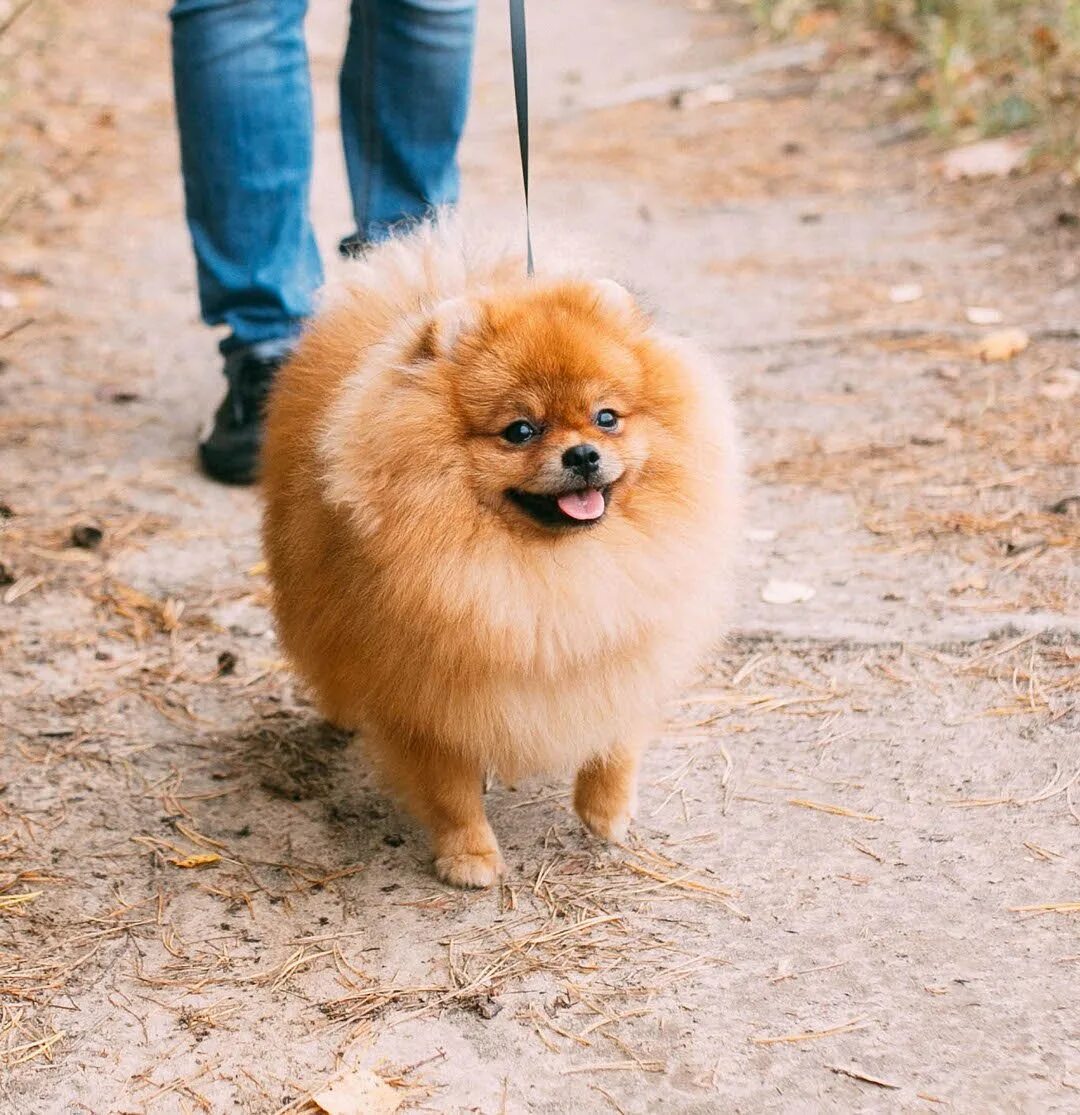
[592,278,638,320]
[411,297,485,362]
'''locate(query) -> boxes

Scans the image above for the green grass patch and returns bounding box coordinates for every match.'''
[744,0,1080,154]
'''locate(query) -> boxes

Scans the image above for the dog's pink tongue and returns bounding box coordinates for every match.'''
[556,489,605,521]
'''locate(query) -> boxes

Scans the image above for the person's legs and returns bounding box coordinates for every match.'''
[170,0,321,353]
[170,0,320,482]
[339,0,477,249]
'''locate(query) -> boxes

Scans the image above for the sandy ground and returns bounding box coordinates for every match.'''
[1,0,1078,1112]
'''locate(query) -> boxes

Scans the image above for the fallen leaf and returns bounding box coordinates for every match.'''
[976,328,1029,363]
[943,138,1029,181]
[1038,367,1080,400]
[965,306,1003,326]
[169,853,220,869]
[761,579,815,605]
[1032,24,1060,61]
[312,1067,401,1115]
[888,283,923,304]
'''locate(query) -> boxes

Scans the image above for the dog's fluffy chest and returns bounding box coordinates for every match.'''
[361,550,707,775]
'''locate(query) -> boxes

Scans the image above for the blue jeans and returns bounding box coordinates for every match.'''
[170,0,476,353]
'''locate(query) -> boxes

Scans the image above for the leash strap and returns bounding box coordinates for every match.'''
[508,0,534,276]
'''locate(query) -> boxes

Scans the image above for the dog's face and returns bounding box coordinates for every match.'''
[322,277,706,546]
[420,280,676,535]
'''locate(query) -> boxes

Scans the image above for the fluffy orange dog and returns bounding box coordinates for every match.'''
[262,223,739,887]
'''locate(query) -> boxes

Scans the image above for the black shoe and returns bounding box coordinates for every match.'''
[198,339,294,485]
[338,232,368,259]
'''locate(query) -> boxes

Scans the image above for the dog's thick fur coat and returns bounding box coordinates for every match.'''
[262,222,740,886]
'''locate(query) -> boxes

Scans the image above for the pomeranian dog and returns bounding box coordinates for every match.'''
[262,222,739,888]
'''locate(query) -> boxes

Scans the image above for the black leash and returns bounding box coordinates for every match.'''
[508,0,534,276]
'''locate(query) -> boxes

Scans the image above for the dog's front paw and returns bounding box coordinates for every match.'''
[574,748,640,845]
[432,823,504,888]
[434,849,505,889]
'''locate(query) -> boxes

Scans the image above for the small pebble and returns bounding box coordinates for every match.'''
[475,996,503,1020]
[70,523,103,549]
[888,282,923,304]
[761,579,816,605]
[965,306,1003,326]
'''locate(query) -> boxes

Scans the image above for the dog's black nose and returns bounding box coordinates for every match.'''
[562,443,601,476]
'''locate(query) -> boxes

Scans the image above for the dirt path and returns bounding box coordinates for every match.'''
[2,1,1078,1112]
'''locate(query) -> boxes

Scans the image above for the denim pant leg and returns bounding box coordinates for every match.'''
[340,0,477,244]
[170,0,322,353]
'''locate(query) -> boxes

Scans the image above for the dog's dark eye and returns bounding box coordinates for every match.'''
[595,408,620,431]
[502,420,539,445]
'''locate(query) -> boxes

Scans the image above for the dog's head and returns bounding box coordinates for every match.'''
[321,278,711,543]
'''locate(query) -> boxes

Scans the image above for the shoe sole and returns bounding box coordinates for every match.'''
[198,443,259,486]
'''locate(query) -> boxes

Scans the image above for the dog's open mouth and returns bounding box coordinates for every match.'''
[507,486,610,528]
